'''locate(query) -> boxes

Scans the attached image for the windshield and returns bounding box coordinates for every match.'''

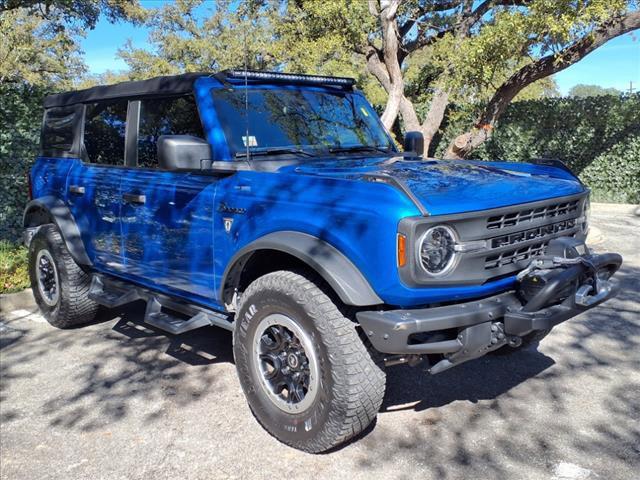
[211,87,394,157]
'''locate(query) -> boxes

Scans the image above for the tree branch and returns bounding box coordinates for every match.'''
[447,10,640,158]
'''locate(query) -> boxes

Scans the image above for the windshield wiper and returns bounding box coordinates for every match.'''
[328,145,393,155]
[235,147,315,158]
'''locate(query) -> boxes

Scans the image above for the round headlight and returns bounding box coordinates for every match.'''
[417,225,457,276]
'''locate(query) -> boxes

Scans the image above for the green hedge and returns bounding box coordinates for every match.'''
[433,94,640,203]
[1,83,46,242]
[0,85,638,243]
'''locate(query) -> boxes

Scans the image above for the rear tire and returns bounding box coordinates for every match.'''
[28,225,99,328]
[233,271,386,453]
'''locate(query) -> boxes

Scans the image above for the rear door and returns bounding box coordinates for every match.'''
[118,95,219,302]
[66,100,128,269]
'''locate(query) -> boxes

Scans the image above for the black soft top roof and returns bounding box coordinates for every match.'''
[43,70,357,109]
[43,72,208,108]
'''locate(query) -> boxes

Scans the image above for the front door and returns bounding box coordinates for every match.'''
[66,99,129,269]
[118,95,218,302]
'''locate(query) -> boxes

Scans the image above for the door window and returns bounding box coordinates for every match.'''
[83,100,128,165]
[137,96,204,168]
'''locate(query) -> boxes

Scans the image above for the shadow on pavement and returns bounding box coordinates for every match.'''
[0,263,637,478]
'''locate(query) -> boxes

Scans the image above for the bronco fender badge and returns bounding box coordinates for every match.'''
[223,218,234,233]
[218,202,247,215]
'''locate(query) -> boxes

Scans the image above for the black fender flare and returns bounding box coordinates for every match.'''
[23,196,91,266]
[221,231,383,307]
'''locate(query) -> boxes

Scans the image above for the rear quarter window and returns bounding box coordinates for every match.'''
[41,106,81,154]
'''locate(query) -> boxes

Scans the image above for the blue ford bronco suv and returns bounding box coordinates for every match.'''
[25,70,622,452]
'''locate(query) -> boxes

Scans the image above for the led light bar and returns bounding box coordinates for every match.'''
[223,70,356,87]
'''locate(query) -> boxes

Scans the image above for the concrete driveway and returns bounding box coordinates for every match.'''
[1,206,639,480]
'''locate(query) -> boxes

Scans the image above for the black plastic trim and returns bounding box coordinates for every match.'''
[356,292,521,354]
[363,173,429,215]
[23,196,91,266]
[221,231,383,306]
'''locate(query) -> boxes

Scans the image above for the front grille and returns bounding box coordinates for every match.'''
[486,199,579,230]
[490,218,576,249]
[483,198,583,271]
[485,241,548,270]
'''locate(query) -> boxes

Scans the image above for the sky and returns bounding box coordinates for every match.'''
[81,13,640,96]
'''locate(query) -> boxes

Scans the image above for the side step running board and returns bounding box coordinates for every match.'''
[89,276,141,308]
[144,297,230,335]
[89,274,233,334]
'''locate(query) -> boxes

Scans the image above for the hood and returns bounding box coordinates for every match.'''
[287,157,585,216]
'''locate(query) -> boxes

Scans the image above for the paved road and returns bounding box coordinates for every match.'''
[1,207,639,480]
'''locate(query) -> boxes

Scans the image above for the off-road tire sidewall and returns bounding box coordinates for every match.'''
[29,229,61,320]
[235,284,334,448]
[234,271,386,453]
[28,225,98,328]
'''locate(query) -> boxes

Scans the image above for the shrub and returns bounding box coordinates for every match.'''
[434,94,640,204]
[580,134,640,204]
[0,83,46,242]
[0,241,30,294]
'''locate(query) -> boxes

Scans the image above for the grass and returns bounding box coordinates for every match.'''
[0,241,30,294]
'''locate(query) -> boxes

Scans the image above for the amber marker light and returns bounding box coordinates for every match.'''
[397,233,407,267]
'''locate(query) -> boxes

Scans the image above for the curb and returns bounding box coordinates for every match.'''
[592,202,640,216]
[0,288,36,313]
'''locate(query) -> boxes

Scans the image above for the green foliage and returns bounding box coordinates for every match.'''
[118,0,281,78]
[0,83,46,241]
[0,1,146,87]
[568,84,622,98]
[434,94,640,203]
[417,0,627,104]
[580,135,640,203]
[0,241,29,294]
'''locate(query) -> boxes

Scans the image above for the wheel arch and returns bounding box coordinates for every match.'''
[221,232,383,308]
[23,196,91,266]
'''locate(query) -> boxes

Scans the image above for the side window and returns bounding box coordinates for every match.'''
[41,106,78,153]
[83,100,128,165]
[137,96,204,168]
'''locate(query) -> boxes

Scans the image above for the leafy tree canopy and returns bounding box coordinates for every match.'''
[568,84,622,97]
[0,0,146,87]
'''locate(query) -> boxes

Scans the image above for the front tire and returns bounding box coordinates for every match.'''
[28,224,99,328]
[234,271,386,453]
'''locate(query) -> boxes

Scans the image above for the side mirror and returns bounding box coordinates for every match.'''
[157,135,211,171]
[403,131,424,157]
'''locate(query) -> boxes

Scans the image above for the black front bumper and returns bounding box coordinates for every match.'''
[356,252,622,374]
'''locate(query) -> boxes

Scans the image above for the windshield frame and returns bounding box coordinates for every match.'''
[210,85,397,160]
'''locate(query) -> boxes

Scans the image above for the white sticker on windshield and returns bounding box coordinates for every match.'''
[242,135,258,147]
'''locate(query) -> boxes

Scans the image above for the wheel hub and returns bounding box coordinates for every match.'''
[252,313,320,413]
[35,249,59,307]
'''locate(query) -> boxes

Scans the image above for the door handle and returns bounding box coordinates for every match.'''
[123,193,146,205]
[69,185,85,195]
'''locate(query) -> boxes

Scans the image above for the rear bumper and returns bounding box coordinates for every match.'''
[356,252,622,373]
